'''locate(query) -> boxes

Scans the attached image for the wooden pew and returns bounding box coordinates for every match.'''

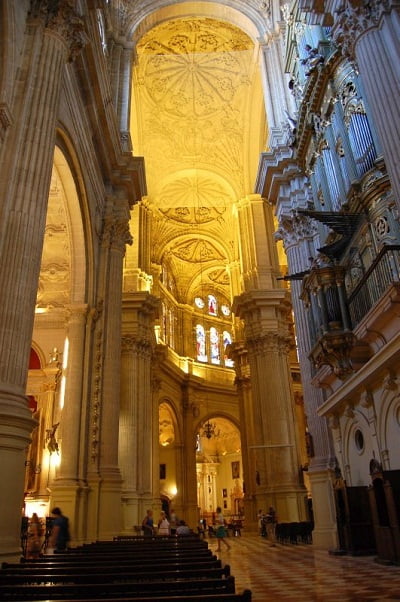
[0,563,231,584]
[0,573,236,600]
[3,556,222,573]
[1,534,252,601]
[41,594,252,602]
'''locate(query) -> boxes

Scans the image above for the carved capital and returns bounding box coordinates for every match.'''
[333,1,393,60]
[29,0,88,62]
[102,216,132,251]
[276,213,318,249]
[121,334,152,358]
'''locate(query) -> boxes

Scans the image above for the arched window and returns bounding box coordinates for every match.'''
[196,324,207,362]
[223,331,234,367]
[210,327,220,364]
[208,294,217,316]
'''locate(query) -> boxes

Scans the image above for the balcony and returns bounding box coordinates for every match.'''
[348,245,400,327]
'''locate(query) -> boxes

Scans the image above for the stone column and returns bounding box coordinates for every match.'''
[260,31,296,146]
[0,3,86,561]
[181,382,201,528]
[107,20,134,151]
[85,209,131,541]
[234,194,307,522]
[333,1,400,210]
[276,210,339,548]
[230,345,257,530]
[119,292,159,531]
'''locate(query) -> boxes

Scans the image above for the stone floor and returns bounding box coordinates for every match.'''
[208,533,400,601]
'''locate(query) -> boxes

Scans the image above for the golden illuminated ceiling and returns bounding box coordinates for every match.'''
[131,16,265,303]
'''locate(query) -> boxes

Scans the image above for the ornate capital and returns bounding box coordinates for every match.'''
[276,213,318,249]
[102,216,132,251]
[333,1,393,60]
[121,334,152,358]
[247,332,292,355]
[29,0,88,62]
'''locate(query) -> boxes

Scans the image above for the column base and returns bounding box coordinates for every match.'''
[308,467,339,549]
[0,393,35,562]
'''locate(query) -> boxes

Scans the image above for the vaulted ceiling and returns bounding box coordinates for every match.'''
[131,15,266,303]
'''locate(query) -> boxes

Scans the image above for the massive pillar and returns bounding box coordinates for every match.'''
[0,3,86,561]
[233,194,306,522]
[333,1,400,210]
[119,292,159,531]
[276,206,339,549]
[86,206,132,541]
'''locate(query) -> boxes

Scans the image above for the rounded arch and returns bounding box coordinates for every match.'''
[29,344,46,370]
[128,1,269,45]
[378,385,400,467]
[342,410,373,486]
[54,129,95,305]
[159,399,181,447]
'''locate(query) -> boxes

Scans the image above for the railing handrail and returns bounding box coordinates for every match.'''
[347,244,400,305]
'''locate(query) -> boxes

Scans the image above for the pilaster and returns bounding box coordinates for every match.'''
[233,291,307,523]
[0,1,86,561]
[277,211,339,548]
[119,292,159,531]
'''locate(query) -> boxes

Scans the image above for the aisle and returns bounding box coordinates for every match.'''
[209,533,400,601]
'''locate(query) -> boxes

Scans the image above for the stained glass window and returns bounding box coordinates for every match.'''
[208,294,217,315]
[210,326,220,364]
[223,331,234,367]
[196,324,207,362]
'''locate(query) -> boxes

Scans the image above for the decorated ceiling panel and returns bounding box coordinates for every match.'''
[132,16,264,302]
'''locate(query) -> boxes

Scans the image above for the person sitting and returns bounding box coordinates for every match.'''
[176,519,191,536]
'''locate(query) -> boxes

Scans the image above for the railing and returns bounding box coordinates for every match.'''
[348,245,400,326]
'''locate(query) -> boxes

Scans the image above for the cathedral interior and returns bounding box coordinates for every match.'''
[1,0,400,568]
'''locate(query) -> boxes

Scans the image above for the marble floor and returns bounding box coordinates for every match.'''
[208,533,400,601]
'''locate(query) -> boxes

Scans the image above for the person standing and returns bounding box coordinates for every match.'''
[266,506,277,545]
[27,513,43,559]
[49,507,70,553]
[142,509,154,536]
[215,506,230,551]
[158,510,170,535]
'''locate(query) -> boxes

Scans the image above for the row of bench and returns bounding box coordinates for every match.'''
[0,535,252,601]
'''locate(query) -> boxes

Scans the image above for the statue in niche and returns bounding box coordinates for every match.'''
[46,423,60,454]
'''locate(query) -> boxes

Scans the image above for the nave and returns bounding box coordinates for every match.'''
[211,534,400,601]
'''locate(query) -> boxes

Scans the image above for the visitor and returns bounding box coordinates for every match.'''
[176,519,191,536]
[158,510,170,535]
[49,507,70,553]
[27,513,42,559]
[142,509,154,536]
[215,506,231,551]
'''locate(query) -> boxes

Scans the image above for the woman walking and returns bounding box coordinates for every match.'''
[215,506,230,551]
